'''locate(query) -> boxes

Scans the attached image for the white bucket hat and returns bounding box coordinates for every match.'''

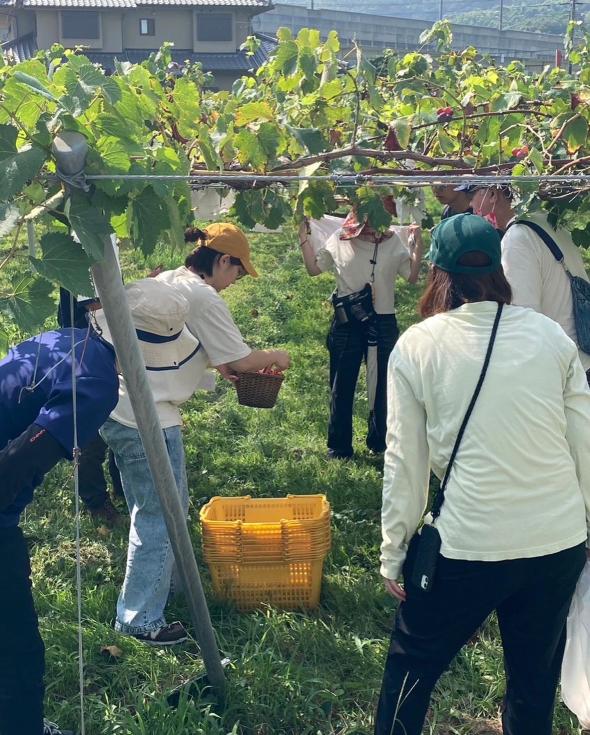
[93,278,201,370]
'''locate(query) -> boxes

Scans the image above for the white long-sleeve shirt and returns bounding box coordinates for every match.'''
[502,212,590,371]
[381,301,590,580]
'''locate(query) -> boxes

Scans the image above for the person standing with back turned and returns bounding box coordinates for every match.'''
[471,185,590,380]
[375,213,590,735]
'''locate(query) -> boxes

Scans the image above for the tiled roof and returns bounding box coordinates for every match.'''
[2,32,36,62]
[86,33,275,69]
[3,31,276,71]
[12,0,270,6]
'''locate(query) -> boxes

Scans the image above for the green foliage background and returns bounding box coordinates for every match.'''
[5,23,590,342]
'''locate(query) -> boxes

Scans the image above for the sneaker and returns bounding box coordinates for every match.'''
[130,622,188,646]
[327,449,353,461]
[87,498,122,526]
[43,720,75,735]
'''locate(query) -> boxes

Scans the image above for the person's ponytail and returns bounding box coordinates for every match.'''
[184,227,208,245]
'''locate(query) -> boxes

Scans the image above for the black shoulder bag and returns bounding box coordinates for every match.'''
[403,302,504,593]
[511,219,590,354]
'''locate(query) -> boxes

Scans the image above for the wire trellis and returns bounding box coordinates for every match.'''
[83,172,590,189]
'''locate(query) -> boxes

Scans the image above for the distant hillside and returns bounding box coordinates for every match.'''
[288,0,578,34]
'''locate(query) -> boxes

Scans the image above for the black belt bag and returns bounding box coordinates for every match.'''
[332,284,375,325]
[405,303,503,593]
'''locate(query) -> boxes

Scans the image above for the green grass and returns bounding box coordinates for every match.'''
[4,228,583,734]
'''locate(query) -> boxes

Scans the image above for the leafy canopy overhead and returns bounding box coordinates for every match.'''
[1,24,590,336]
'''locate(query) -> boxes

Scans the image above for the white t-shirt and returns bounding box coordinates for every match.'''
[111,344,209,429]
[381,301,590,580]
[316,230,412,314]
[502,211,590,370]
[156,267,251,367]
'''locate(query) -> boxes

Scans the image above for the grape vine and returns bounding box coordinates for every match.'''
[1,20,590,339]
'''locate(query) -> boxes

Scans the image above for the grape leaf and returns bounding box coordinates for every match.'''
[128,186,170,256]
[0,275,55,333]
[274,41,299,76]
[235,102,274,126]
[13,71,58,103]
[355,186,392,232]
[563,116,588,154]
[65,190,112,261]
[172,77,202,139]
[234,129,267,169]
[31,232,93,295]
[0,145,47,202]
[288,126,326,155]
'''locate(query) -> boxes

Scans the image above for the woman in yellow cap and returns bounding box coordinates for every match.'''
[156,223,290,378]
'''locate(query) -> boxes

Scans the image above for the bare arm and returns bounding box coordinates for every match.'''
[225,349,291,374]
[406,225,424,285]
[299,220,322,276]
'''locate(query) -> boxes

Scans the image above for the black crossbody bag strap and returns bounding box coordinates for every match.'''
[431,302,503,521]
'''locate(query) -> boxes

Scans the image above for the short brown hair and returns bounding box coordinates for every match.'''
[420,259,512,318]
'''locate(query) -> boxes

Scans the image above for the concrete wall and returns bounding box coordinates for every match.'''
[35,8,124,51]
[121,7,252,52]
[102,12,123,53]
[122,9,194,50]
[253,4,562,68]
[15,11,35,39]
[29,7,252,53]
[35,10,59,50]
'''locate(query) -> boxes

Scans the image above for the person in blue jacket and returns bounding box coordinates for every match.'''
[0,327,119,735]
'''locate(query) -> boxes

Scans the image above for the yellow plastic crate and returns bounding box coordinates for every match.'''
[200,495,331,563]
[207,559,325,611]
[200,495,331,610]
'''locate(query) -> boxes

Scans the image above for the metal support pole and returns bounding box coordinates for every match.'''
[91,242,226,696]
[570,0,577,73]
[51,132,225,696]
[499,0,504,32]
[439,0,443,20]
[26,220,36,257]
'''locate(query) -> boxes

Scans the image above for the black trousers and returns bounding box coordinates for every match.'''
[78,434,123,509]
[374,544,586,735]
[0,527,45,735]
[327,314,398,456]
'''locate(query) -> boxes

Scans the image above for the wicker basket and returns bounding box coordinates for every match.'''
[235,371,284,408]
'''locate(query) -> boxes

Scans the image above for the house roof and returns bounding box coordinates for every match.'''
[86,32,275,70]
[0,0,271,6]
[2,31,276,71]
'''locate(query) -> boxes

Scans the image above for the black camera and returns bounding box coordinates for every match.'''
[333,284,375,324]
[333,300,349,324]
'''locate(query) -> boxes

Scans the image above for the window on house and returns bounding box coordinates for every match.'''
[61,11,100,39]
[196,13,233,42]
[139,18,155,36]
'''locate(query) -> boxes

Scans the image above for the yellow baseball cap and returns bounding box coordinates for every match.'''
[203,223,258,278]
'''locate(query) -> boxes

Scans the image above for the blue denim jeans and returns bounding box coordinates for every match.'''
[100,418,189,634]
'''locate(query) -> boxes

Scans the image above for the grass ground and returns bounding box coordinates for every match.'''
[3,227,583,734]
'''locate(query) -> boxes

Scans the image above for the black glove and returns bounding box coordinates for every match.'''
[0,424,67,512]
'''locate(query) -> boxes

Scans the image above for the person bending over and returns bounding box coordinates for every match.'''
[0,326,119,735]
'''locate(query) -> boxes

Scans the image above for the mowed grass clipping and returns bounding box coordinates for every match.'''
[7,227,582,734]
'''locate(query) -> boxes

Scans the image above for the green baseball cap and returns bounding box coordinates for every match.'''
[429,213,502,275]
